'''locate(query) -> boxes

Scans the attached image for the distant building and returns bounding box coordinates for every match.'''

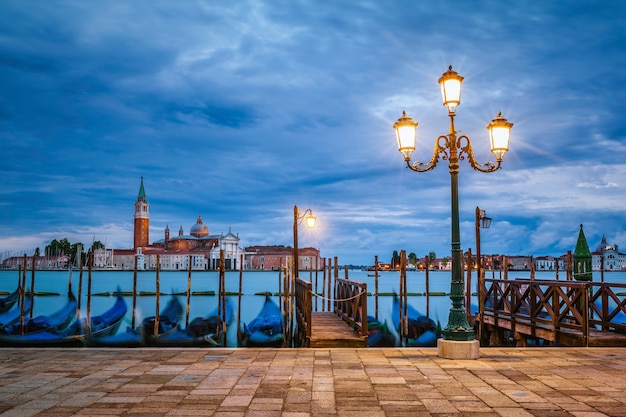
[533,255,567,271]
[1,255,70,270]
[106,178,247,271]
[507,256,532,271]
[592,235,626,271]
[246,246,322,271]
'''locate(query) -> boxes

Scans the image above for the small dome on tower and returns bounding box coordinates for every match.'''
[190,216,209,237]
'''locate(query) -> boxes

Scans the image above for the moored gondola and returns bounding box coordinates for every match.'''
[0,290,127,347]
[90,295,183,347]
[0,288,20,314]
[149,299,234,347]
[242,295,283,347]
[367,315,396,347]
[392,295,440,347]
[0,293,32,326]
[0,290,77,335]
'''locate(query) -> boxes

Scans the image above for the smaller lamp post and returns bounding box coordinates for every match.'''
[475,207,492,342]
[293,205,316,278]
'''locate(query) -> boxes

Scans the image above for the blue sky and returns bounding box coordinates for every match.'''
[1,1,625,266]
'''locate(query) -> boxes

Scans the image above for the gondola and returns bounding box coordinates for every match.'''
[149,300,234,347]
[241,295,283,347]
[0,290,77,335]
[367,315,396,347]
[0,290,127,347]
[0,288,20,314]
[0,293,32,326]
[392,295,439,347]
[91,295,183,347]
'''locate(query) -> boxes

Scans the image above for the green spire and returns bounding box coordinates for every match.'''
[573,224,592,281]
[138,176,147,201]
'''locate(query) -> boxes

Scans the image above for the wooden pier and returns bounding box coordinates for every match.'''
[295,277,367,348]
[480,278,626,347]
[309,312,367,347]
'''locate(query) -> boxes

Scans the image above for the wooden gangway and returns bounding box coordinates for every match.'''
[480,278,626,347]
[295,277,367,348]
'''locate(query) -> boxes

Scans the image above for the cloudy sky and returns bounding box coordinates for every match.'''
[1,1,625,266]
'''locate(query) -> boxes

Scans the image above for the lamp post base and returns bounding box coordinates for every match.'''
[437,339,480,360]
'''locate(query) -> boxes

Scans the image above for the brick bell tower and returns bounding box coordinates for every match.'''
[133,177,149,250]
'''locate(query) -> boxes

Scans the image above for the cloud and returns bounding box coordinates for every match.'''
[1,1,625,265]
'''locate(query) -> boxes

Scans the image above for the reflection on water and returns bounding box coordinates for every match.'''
[1,269,625,343]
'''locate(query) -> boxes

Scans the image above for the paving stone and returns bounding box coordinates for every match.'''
[1,348,626,416]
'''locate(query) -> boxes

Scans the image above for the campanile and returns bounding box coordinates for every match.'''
[133,177,149,250]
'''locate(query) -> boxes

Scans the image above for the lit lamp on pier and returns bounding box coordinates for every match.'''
[293,205,316,278]
[393,66,513,359]
[476,208,492,277]
[474,207,492,341]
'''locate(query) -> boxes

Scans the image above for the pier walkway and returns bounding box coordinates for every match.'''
[1,347,625,416]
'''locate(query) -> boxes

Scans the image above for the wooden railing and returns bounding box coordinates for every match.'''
[294,278,312,347]
[334,278,368,342]
[589,282,626,333]
[482,278,626,346]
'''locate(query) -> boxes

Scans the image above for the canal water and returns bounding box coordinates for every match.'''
[1,269,625,345]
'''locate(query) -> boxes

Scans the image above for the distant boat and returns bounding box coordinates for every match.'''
[392,295,439,347]
[242,296,283,347]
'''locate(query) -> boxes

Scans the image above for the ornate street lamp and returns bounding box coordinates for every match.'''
[293,205,316,278]
[393,66,512,356]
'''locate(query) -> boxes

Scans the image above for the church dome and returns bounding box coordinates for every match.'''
[596,235,609,253]
[190,216,209,237]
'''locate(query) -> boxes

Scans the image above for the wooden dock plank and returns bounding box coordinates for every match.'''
[309,312,367,348]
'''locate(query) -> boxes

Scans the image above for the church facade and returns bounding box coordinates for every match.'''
[592,235,626,271]
[96,178,247,271]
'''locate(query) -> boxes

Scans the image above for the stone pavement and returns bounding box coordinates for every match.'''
[0,347,625,416]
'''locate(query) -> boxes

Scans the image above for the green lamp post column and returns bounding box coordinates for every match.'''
[393,66,513,342]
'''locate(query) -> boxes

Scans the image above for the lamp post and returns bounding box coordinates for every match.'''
[475,207,492,282]
[475,207,492,341]
[293,205,316,279]
[393,66,512,356]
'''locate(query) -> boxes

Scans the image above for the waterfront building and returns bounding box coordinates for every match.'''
[533,256,566,271]
[246,245,322,271]
[507,255,532,271]
[0,255,70,270]
[592,235,626,271]
[107,179,248,271]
